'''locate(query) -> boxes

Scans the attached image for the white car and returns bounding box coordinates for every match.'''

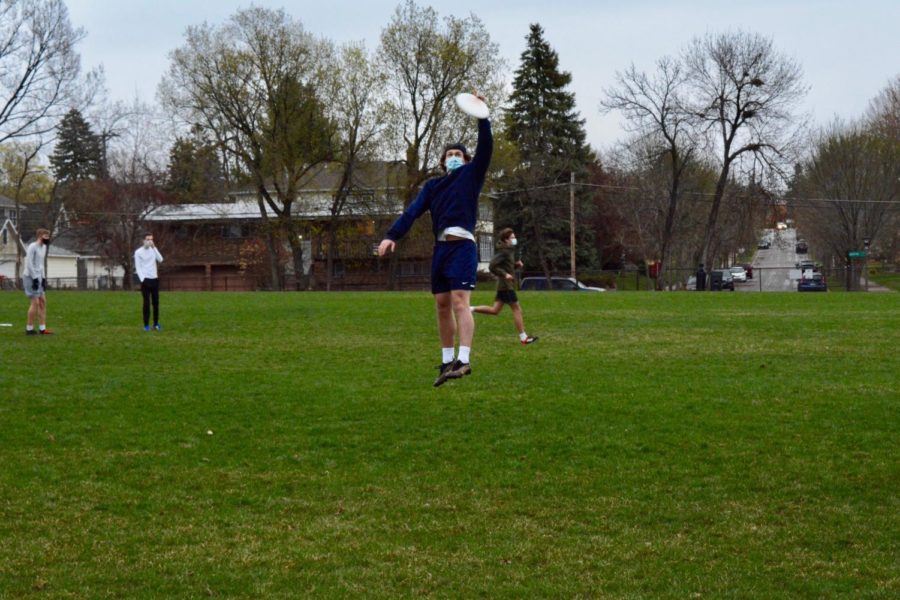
[729,266,748,283]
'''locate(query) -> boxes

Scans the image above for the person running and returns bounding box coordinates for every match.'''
[378,95,492,387]
[22,228,53,336]
[134,232,164,331]
[471,228,538,345]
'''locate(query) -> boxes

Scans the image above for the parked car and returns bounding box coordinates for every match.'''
[729,266,748,283]
[711,269,735,291]
[796,259,816,272]
[739,263,753,279]
[686,275,697,291]
[519,276,606,292]
[798,272,827,292]
[757,239,771,249]
[795,239,809,254]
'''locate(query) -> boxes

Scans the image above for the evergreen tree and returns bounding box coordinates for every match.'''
[498,24,597,274]
[165,131,226,203]
[49,108,104,182]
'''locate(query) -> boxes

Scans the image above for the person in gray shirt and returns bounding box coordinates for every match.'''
[22,228,53,335]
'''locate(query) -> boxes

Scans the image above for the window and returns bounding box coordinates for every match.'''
[1,228,6,245]
[478,202,493,222]
[223,223,252,239]
[478,233,493,262]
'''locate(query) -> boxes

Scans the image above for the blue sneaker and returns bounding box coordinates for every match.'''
[153,324,161,331]
[143,325,150,332]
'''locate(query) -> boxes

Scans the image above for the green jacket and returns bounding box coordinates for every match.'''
[489,244,516,291]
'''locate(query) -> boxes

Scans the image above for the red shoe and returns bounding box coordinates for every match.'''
[39,328,54,335]
[521,336,538,345]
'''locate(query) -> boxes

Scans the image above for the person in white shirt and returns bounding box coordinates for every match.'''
[22,228,53,335]
[134,232,164,331]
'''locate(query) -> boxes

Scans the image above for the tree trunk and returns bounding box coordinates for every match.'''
[699,167,731,269]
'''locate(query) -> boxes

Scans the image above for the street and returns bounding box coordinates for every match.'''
[739,228,801,292]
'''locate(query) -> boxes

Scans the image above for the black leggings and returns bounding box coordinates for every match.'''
[141,278,160,326]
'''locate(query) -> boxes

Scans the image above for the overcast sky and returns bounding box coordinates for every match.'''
[65,0,898,152]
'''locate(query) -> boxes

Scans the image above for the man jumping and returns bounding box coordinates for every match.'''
[378,95,492,387]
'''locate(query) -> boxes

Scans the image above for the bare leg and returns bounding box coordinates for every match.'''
[38,296,46,326]
[434,292,455,348]
[472,300,504,315]
[27,298,38,327]
[510,302,525,335]
[451,290,474,348]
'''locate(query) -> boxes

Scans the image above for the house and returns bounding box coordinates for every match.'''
[143,162,496,291]
[1,195,124,289]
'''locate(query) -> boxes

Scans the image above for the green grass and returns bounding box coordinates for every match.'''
[871,272,900,291]
[1,291,898,598]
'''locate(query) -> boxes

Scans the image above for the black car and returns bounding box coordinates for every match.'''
[795,239,809,254]
[798,272,827,292]
[710,269,735,291]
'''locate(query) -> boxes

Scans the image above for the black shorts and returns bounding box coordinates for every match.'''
[496,289,518,304]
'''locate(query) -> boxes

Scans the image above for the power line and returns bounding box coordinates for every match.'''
[485,181,900,206]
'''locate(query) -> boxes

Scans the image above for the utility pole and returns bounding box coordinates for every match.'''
[863,238,870,291]
[569,171,576,279]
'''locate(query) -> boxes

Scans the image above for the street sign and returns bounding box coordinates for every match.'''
[848,251,867,258]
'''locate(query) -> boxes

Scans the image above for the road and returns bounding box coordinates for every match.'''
[739,228,801,292]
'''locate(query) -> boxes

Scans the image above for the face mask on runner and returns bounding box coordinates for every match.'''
[510,237,517,246]
[445,156,464,172]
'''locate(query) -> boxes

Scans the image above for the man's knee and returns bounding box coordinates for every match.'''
[450,291,471,312]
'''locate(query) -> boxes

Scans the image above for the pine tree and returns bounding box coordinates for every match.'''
[498,23,597,273]
[49,109,104,182]
[165,132,226,203]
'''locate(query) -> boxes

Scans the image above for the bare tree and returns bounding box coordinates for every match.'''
[684,31,807,269]
[160,7,336,290]
[322,42,387,291]
[795,119,899,289]
[602,56,696,288]
[0,0,98,143]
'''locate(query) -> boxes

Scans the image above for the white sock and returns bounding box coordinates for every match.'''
[26,325,34,331]
[519,332,528,341]
[39,324,46,331]
[458,346,471,364]
[442,347,455,364]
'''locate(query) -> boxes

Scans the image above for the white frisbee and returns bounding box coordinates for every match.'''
[455,93,490,119]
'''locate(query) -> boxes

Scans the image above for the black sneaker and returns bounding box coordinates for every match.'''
[446,360,472,379]
[433,362,455,387]
[25,329,38,336]
[521,335,538,345]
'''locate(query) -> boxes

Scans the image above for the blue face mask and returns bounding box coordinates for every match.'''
[445,156,464,172]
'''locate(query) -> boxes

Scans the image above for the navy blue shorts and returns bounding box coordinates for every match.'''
[431,241,477,294]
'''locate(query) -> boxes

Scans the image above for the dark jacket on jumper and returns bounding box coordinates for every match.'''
[386,119,492,242]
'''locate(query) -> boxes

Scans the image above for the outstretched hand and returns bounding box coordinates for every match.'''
[377,239,395,257]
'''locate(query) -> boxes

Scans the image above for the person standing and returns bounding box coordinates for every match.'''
[378,95,493,387]
[22,228,53,335]
[471,228,538,345]
[134,233,163,331]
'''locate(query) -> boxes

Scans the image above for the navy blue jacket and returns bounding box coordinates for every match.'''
[386,119,492,242]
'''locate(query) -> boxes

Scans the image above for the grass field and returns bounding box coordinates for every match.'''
[1,290,898,598]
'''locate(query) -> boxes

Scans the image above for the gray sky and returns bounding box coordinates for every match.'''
[66,0,899,151]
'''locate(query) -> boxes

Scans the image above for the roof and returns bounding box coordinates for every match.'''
[145,196,402,223]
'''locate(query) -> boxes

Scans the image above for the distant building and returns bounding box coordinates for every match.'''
[1,195,124,288]
[144,162,495,291]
